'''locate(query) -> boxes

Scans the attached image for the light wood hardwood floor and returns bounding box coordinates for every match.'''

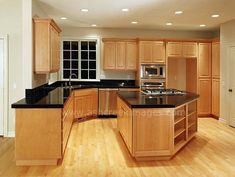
[0,118,235,177]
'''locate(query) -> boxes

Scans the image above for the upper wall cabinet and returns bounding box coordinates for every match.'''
[212,42,220,78]
[103,39,137,70]
[198,43,212,78]
[139,41,165,63]
[167,42,197,58]
[33,18,62,74]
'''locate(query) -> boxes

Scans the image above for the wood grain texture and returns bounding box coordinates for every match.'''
[1,118,235,176]
[15,109,62,164]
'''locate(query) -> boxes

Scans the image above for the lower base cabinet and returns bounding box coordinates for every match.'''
[74,88,98,118]
[212,79,220,117]
[198,78,211,116]
[117,96,198,160]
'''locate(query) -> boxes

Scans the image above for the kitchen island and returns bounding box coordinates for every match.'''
[117,91,199,161]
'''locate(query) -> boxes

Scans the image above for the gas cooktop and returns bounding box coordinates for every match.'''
[141,89,186,95]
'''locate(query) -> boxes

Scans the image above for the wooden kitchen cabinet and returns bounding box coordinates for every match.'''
[212,42,220,78]
[103,42,116,69]
[126,42,137,70]
[198,79,211,115]
[103,39,137,70]
[198,43,212,78]
[167,42,182,57]
[74,88,98,118]
[117,97,133,152]
[62,95,74,153]
[139,41,165,63]
[182,42,198,58]
[167,42,197,58]
[33,18,61,74]
[212,79,220,117]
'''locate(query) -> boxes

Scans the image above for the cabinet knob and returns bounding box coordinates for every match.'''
[229,89,233,92]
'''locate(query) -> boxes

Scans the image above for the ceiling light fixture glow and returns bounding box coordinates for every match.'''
[166,22,173,26]
[81,8,88,12]
[211,14,220,18]
[131,21,138,24]
[60,17,67,20]
[122,8,129,12]
[91,24,97,27]
[200,24,206,27]
[175,11,183,15]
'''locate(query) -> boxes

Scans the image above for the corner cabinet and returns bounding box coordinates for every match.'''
[103,39,137,70]
[33,18,62,74]
[139,41,165,63]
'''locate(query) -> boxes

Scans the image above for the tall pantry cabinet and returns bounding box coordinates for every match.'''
[198,43,212,116]
[211,42,220,118]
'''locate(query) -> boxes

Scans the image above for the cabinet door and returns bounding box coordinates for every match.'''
[198,43,212,78]
[139,41,152,63]
[74,96,85,118]
[50,27,60,72]
[116,42,126,70]
[126,42,137,70]
[103,42,116,69]
[92,90,98,115]
[212,42,220,78]
[198,79,211,115]
[182,42,197,58]
[167,42,182,57]
[212,79,220,117]
[152,42,165,63]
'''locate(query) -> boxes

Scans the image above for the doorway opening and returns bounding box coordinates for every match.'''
[0,35,8,137]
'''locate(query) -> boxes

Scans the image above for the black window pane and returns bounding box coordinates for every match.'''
[72,61,78,69]
[72,51,78,59]
[81,42,88,50]
[63,61,70,69]
[63,70,70,79]
[81,70,88,79]
[89,42,96,50]
[71,41,78,50]
[63,41,70,50]
[89,51,96,60]
[81,51,88,59]
[71,70,78,78]
[89,61,96,69]
[63,51,70,59]
[81,61,88,69]
[89,70,96,79]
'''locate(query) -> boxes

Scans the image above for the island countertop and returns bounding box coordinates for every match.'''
[117,91,199,108]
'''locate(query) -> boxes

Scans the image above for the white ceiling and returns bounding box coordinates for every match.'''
[37,0,235,31]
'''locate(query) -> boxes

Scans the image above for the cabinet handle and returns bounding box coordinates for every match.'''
[229,89,233,92]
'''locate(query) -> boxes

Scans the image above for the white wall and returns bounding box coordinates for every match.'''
[220,19,235,123]
[0,0,24,135]
[61,26,214,80]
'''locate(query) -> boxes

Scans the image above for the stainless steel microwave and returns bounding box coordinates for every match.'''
[141,64,166,79]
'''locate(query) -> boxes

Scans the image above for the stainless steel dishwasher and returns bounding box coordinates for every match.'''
[98,88,119,117]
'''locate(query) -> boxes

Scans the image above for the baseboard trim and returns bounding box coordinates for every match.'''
[219,117,227,124]
[7,131,15,137]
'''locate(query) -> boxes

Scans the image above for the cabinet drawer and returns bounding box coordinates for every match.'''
[74,88,97,97]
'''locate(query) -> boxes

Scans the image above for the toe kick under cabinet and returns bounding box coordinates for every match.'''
[117,97,198,161]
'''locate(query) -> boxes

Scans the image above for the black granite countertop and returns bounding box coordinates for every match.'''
[11,80,139,109]
[117,91,199,108]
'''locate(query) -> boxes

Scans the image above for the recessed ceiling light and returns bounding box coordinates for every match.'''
[211,14,220,18]
[122,8,129,12]
[175,11,183,15]
[200,24,206,27]
[166,22,173,26]
[60,17,67,20]
[91,24,97,27]
[81,9,88,12]
[131,21,138,24]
